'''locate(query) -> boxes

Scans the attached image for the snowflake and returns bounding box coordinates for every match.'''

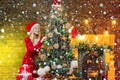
[1,29,5,33]
[100,3,103,7]
[110,16,115,19]
[32,3,37,7]
[0,36,4,39]
[88,11,92,14]
[36,11,39,14]
[22,11,24,14]
[103,11,106,15]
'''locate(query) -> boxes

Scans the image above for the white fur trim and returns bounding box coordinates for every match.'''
[27,23,40,35]
[58,0,61,2]
[27,32,30,35]
[68,28,72,33]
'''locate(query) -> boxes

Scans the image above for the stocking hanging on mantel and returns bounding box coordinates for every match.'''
[68,26,78,38]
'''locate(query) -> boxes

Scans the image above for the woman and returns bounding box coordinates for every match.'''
[22,21,46,78]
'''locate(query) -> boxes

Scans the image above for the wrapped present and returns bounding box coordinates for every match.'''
[16,72,32,80]
[19,64,30,73]
[33,78,51,80]
[16,64,33,80]
[33,77,44,80]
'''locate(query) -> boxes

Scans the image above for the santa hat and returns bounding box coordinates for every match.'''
[26,22,40,35]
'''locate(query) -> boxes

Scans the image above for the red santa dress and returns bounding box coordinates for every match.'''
[22,37,43,78]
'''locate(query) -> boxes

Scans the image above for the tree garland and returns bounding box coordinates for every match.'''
[78,43,112,56]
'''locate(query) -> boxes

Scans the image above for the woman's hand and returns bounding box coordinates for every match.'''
[40,36,47,42]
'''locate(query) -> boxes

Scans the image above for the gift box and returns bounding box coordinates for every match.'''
[16,64,33,80]
[19,64,30,73]
[16,72,32,80]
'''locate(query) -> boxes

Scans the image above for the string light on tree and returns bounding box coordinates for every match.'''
[78,34,85,40]
[104,30,109,35]
[1,29,5,33]
[32,3,37,7]
[95,35,98,41]
[100,3,104,7]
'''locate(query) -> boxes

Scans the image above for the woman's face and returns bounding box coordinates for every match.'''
[32,26,40,35]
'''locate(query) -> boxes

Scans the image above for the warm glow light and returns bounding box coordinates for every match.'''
[84,19,89,25]
[110,61,114,65]
[104,30,108,35]
[78,34,85,40]
[111,19,116,25]
[95,35,98,41]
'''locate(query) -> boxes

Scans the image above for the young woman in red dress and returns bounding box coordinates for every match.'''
[22,22,46,78]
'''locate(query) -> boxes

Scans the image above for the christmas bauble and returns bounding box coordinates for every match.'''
[47,32,53,38]
[40,54,47,61]
[66,51,72,57]
[44,40,49,46]
[54,58,58,62]
[51,65,57,70]
[53,43,59,49]
[61,28,65,33]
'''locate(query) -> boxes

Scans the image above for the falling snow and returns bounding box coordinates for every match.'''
[100,3,104,7]
[32,3,37,7]
[0,0,119,34]
[1,29,5,33]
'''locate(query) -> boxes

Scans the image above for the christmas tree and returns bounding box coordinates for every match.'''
[35,0,76,78]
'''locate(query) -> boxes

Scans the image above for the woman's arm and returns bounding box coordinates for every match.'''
[24,38,43,52]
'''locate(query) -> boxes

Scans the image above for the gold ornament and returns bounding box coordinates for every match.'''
[96,60,99,63]
[90,51,98,57]
[64,13,68,17]
[61,45,66,49]
[38,52,42,58]
[62,63,67,67]
[87,70,98,77]
[87,59,92,64]
[60,56,63,59]
[49,46,53,49]
[46,29,49,33]
[40,54,47,61]
[61,36,67,40]
[53,43,59,49]
[47,53,50,57]
[43,45,49,50]
[47,32,53,38]
[65,22,71,29]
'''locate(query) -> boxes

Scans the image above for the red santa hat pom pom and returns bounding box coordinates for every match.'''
[26,21,40,35]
